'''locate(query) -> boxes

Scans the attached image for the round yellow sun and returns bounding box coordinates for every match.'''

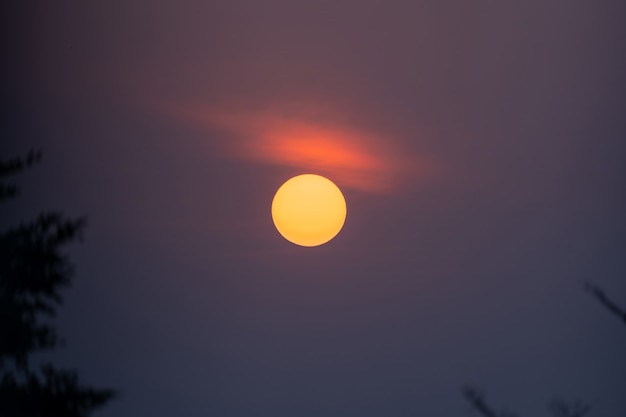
[271,174,347,247]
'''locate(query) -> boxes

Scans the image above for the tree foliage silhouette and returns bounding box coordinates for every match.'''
[0,151,115,416]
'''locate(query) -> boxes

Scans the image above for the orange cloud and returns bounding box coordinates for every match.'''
[173,102,437,192]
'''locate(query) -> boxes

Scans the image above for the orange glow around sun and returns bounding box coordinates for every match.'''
[244,121,388,190]
[172,101,438,193]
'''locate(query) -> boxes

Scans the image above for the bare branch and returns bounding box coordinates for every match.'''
[461,386,519,417]
[584,282,626,328]
[548,399,593,417]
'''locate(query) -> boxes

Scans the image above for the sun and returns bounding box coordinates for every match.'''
[271,174,347,247]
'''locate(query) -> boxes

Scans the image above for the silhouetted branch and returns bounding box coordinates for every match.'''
[0,366,115,417]
[0,212,86,369]
[1,152,114,415]
[584,282,626,328]
[548,399,592,417]
[0,150,42,201]
[461,385,519,417]
[461,283,621,417]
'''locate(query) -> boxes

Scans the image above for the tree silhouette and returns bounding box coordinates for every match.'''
[462,282,626,416]
[0,152,115,416]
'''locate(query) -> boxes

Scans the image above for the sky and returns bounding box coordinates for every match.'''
[2,1,626,416]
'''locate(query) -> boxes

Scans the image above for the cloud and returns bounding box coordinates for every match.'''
[172,100,439,193]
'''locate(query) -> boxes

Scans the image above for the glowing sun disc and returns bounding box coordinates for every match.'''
[271,174,347,247]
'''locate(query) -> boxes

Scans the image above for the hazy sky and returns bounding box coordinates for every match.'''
[2,1,625,416]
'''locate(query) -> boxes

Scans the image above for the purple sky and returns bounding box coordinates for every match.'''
[3,1,626,416]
